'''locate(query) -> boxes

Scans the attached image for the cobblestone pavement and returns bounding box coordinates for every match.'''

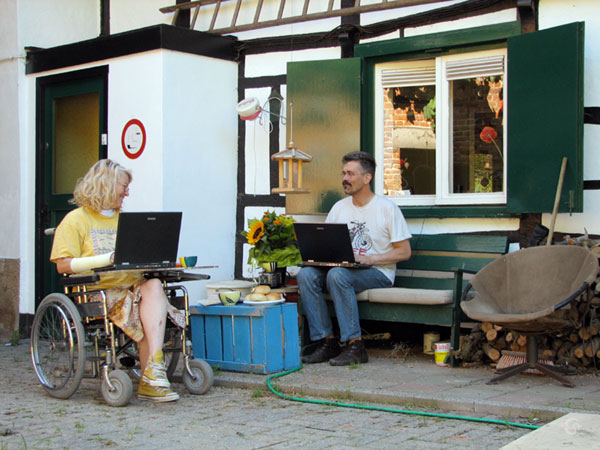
[1,342,529,449]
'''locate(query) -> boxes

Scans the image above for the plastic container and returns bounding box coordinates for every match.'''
[434,341,451,366]
[206,280,254,301]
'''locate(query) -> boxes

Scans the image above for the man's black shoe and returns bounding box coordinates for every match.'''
[302,337,341,364]
[329,339,368,366]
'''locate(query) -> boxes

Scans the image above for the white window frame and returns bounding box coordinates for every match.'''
[374,48,508,206]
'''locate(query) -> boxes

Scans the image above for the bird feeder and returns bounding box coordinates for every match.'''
[271,143,312,194]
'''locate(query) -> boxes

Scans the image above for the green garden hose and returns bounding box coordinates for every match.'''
[266,367,540,431]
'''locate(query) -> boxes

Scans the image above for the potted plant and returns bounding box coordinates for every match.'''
[241,211,302,284]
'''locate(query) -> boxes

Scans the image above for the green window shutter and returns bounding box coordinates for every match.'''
[286,58,362,215]
[507,22,584,213]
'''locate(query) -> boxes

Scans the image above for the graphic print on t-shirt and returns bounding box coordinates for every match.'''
[91,228,117,255]
[349,221,373,256]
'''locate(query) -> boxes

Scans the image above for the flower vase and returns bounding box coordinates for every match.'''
[259,264,286,288]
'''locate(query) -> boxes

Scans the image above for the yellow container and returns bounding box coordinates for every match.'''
[434,342,451,366]
[423,332,440,355]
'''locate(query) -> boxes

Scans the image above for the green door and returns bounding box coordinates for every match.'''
[37,71,107,304]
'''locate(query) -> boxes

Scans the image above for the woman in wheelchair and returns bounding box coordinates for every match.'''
[50,159,183,403]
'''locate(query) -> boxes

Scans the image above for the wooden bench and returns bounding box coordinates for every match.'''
[301,234,510,367]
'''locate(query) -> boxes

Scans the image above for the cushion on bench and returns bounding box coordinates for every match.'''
[367,287,454,305]
[325,290,371,301]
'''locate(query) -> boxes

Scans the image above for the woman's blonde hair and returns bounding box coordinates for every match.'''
[72,159,132,212]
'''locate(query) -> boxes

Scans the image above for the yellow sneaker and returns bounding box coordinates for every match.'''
[138,380,179,403]
[142,350,170,388]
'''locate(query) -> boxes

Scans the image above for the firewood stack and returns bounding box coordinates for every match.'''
[454,274,600,371]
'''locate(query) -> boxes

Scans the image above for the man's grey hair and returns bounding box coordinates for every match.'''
[342,151,376,177]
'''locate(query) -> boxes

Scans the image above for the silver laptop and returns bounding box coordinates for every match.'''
[294,223,371,269]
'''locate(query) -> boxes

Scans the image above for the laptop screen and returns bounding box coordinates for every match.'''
[294,223,357,264]
[113,212,182,266]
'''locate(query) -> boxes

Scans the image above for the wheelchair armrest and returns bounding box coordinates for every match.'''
[60,274,101,286]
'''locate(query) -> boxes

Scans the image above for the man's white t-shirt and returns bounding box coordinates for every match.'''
[326,195,412,283]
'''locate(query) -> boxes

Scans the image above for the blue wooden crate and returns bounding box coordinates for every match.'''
[190,303,301,374]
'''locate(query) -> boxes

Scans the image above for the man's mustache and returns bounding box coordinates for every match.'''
[342,181,351,187]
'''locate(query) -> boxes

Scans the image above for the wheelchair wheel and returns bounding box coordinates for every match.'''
[182,359,213,395]
[101,369,133,407]
[30,293,86,399]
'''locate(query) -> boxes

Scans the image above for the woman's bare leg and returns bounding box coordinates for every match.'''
[138,278,168,373]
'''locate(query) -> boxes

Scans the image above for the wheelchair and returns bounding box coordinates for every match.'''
[30,269,214,406]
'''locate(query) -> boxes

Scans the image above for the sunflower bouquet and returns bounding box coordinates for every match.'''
[241,210,302,268]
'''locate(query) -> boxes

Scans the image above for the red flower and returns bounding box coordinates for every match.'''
[480,126,498,144]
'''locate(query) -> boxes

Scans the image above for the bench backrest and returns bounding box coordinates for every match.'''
[394,234,510,290]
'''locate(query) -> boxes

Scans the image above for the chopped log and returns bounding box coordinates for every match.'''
[510,343,521,352]
[493,324,503,331]
[578,327,592,341]
[580,356,591,367]
[481,342,500,361]
[551,338,564,352]
[569,332,580,343]
[495,337,507,350]
[485,329,498,342]
[461,361,484,368]
[573,344,585,359]
[557,341,573,360]
[481,322,494,333]
[540,349,556,361]
[454,330,483,361]
[584,336,600,358]
[505,331,515,343]
[471,349,484,362]
[569,305,581,328]
[516,334,527,347]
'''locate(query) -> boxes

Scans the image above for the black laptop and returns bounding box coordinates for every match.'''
[294,223,371,269]
[95,212,182,271]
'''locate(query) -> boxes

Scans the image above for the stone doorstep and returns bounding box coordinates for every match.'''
[501,413,600,449]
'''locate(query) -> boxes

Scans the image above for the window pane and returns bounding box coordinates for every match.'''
[383,85,436,196]
[54,92,99,194]
[451,76,504,194]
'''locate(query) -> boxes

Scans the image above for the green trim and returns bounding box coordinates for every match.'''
[400,206,516,219]
[355,21,521,58]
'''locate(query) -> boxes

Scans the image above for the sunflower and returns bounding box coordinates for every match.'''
[247,220,265,245]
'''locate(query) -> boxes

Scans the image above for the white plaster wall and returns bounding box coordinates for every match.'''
[110,0,171,34]
[161,50,239,300]
[107,51,165,212]
[16,0,99,49]
[404,8,518,36]
[539,0,600,235]
[244,87,274,195]
[0,0,21,259]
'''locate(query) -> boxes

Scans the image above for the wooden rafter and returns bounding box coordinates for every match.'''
[160,0,456,35]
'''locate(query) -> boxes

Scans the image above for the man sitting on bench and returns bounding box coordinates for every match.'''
[297,151,412,366]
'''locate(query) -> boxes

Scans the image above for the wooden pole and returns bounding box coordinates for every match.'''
[547,157,568,246]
